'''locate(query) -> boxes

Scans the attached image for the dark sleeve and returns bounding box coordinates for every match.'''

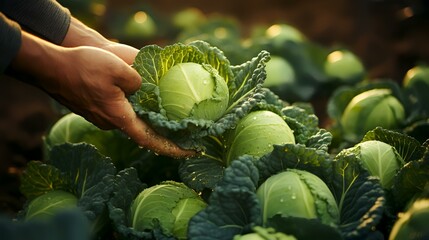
[1,0,71,45]
[0,13,21,73]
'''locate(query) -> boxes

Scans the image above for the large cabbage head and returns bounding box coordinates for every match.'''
[159,62,229,121]
[340,88,405,141]
[256,169,339,226]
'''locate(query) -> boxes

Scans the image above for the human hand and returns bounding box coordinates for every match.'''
[13,32,196,159]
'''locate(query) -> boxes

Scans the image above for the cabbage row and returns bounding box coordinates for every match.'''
[2,41,429,240]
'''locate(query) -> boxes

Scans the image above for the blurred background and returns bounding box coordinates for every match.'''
[1,0,429,215]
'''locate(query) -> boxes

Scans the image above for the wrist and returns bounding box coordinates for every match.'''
[61,17,109,48]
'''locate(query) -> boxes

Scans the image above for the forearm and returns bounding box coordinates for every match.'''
[10,30,64,91]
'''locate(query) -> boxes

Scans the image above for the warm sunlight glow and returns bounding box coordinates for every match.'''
[327,51,344,63]
[134,11,148,24]
[266,24,282,38]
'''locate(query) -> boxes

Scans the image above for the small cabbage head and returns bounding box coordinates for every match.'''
[225,110,295,165]
[324,49,365,83]
[129,181,207,239]
[389,199,429,240]
[25,190,78,221]
[403,65,429,88]
[44,113,142,164]
[353,140,404,189]
[263,55,296,88]
[256,169,339,226]
[340,88,405,141]
[159,62,229,121]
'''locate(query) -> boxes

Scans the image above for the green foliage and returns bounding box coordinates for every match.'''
[130,40,270,150]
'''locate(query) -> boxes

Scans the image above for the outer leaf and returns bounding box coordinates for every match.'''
[46,143,117,224]
[188,189,261,240]
[133,43,205,85]
[255,144,333,186]
[108,168,149,240]
[48,143,116,199]
[266,215,343,240]
[392,148,429,211]
[20,161,71,200]
[189,40,234,83]
[282,105,320,145]
[305,129,333,152]
[179,153,225,192]
[331,150,385,240]
[363,127,425,163]
[188,156,261,240]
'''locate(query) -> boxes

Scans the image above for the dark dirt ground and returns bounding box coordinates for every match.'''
[1,0,429,217]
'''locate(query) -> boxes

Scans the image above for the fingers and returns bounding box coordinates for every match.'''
[115,65,142,95]
[116,104,197,159]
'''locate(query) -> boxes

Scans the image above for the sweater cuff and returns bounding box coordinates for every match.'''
[2,0,71,45]
[0,13,22,73]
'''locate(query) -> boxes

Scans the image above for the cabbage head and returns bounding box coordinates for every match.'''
[340,88,405,141]
[352,140,404,189]
[158,62,229,121]
[224,110,295,165]
[256,169,339,226]
[129,181,207,239]
[389,199,429,240]
[25,190,78,221]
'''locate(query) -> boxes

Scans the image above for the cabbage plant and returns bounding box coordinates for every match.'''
[129,181,207,239]
[130,40,270,150]
[256,169,339,226]
[344,140,404,189]
[44,113,144,167]
[338,88,405,142]
[224,110,295,165]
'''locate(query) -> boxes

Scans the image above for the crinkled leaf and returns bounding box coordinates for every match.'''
[331,150,385,240]
[282,105,320,145]
[228,50,269,105]
[188,189,261,240]
[305,129,333,152]
[179,155,224,192]
[255,144,333,186]
[188,40,234,83]
[108,168,149,240]
[392,148,429,211]
[20,161,71,200]
[187,157,261,240]
[363,127,425,163]
[266,215,342,240]
[47,143,116,198]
